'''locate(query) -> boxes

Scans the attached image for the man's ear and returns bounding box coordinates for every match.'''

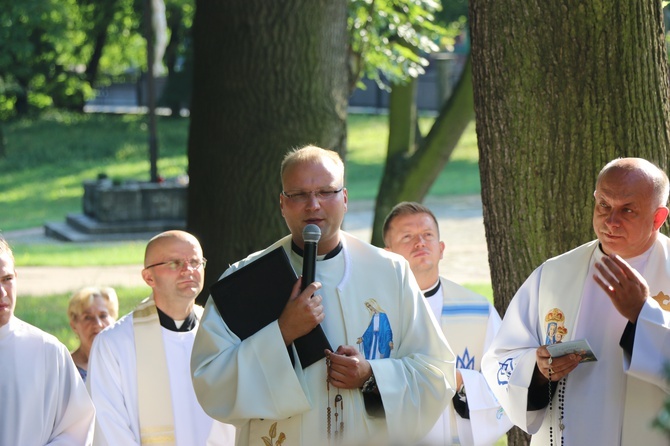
[141,268,154,287]
[653,206,669,231]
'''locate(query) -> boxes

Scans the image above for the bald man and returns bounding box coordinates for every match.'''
[482,158,670,445]
[87,230,235,445]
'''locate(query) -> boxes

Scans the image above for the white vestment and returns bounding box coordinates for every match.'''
[420,278,512,445]
[191,231,455,446]
[482,237,670,445]
[0,316,95,445]
[87,306,235,446]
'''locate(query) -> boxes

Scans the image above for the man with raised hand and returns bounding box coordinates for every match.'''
[482,158,670,445]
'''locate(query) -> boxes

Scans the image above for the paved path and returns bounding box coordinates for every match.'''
[5,195,490,297]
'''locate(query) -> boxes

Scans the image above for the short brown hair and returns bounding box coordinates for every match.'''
[382,201,439,246]
[0,236,14,263]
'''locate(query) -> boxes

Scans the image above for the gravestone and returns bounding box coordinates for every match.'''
[44,176,187,242]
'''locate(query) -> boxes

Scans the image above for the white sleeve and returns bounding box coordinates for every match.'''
[205,421,237,446]
[47,342,96,445]
[369,266,456,444]
[481,266,547,435]
[456,305,513,445]
[625,298,670,392]
[191,297,312,424]
[87,328,141,446]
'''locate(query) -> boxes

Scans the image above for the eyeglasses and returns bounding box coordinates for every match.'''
[281,187,343,203]
[144,258,207,271]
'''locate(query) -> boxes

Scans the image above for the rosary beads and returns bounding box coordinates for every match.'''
[548,369,566,446]
[326,355,344,444]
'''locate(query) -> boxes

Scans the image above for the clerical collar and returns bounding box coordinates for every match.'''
[291,240,343,260]
[156,307,197,332]
[423,280,441,298]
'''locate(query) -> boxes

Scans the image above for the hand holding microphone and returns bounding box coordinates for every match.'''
[301,224,321,292]
[278,224,324,345]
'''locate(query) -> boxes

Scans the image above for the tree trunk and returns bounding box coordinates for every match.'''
[370,56,474,246]
[80,0,121,108]
[160,3,186,116]
[188,0,348,298]
[0,124,5,158]
[469,1,670,444]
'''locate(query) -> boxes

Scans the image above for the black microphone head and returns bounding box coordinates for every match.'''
[302,224,321,243]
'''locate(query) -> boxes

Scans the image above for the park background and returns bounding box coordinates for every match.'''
[3,1,670,444]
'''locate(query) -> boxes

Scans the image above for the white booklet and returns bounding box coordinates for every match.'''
[546,339,597,363]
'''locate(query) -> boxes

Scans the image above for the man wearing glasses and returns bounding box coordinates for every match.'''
[87,230,235,445]
[191,145,454,445]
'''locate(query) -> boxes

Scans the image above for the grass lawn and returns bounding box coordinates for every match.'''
[2,110,479,267]
[12,240,147,266]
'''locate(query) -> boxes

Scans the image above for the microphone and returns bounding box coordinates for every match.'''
[301,224,321,291]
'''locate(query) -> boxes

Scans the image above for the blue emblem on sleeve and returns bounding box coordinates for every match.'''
[496,358,514,385]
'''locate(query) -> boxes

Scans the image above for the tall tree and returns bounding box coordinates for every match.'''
[350,0,472,246]
[369,57,473,246]
[76,0,125,93]
[469,1,670,444]
[158,0,194,116]
[187,0,349,294]
[0,0,86,114]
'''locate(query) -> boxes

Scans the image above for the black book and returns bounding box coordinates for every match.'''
[209,246,331,368]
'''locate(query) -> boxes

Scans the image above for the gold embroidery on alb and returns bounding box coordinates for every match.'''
[653,291,670,311]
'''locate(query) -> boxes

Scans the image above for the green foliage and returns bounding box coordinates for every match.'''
[0,0,152,115]
[1,0,458,115]
[464,283,494,303]
[81,0,146,80]
[348,0,450,87]
[158,0,195,112]
[0,0,88,116]
[435,0,468,24]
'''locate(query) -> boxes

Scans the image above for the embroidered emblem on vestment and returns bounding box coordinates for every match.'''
[544,307,567,345]
[653,291,670,311]
[357,298,394,359]
[456,347,475,370]
[496,357,514,386]
[262,422,286,446]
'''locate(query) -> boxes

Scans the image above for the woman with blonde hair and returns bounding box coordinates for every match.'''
[68,286,119,381]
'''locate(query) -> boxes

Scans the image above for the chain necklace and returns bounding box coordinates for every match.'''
[326,355,344,444]
[547,369,566,446]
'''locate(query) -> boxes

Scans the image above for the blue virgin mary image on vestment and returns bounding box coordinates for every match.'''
[357,298,394,359]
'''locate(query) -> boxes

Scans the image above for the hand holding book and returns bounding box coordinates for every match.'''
[546,339,597,363]
[209,247,332,369]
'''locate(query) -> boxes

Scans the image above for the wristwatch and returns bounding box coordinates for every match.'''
[361,373,377,394]
[457,383,467,402]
